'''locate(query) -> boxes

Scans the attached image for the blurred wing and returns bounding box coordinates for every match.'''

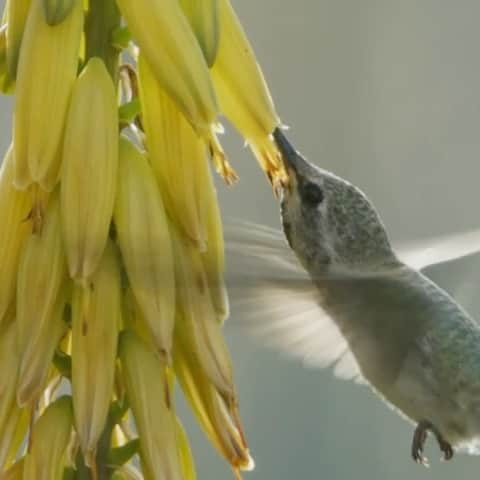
[225,221,363,382]
[395,228,480,271]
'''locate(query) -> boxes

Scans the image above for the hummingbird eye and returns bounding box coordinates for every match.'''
[300,182,324,206]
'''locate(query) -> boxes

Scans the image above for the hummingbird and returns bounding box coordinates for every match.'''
[227,127,480,466]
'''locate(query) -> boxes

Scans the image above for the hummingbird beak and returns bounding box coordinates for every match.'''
[273,128,310,180]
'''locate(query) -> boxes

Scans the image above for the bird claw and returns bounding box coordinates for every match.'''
[411,427,429,467]
[412,450,430,467]
[412,449,430,467]
[439,439,454,461]
[411,420,453,466]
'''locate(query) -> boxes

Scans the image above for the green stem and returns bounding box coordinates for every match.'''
[84,0,121,82]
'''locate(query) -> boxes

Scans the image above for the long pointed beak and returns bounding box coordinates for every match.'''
[273,128,309,177]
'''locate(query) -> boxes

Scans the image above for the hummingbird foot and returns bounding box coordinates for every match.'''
[411,420,454,466]
[412,421,429,466]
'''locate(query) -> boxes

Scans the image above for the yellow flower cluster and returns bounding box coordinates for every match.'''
[0,0,284,478]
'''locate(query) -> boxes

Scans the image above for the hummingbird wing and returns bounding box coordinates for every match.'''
[225,221,363,383]
[394,228,480,271]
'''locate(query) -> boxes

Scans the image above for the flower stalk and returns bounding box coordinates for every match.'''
[0,0,286,477]
[84,0,121,81]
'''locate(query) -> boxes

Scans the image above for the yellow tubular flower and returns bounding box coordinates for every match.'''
[0,146,32,326]
[5,0,31,78]
[194,148,229,322]
[0,322,21,449]
[13,0,82,191]
[16,192,68,406]
[173,229,234,401]
[23,396,73,480]
[0,407,29,472]
[174,324,253,472]
[0,25,15,94]
[61,57,118,282]
[16,292,67,408]
[211,0,286,185]
[138,53,206,250]
[116,0,217,134]
[120,331,184,480]
[71,240,122,466]
[178,0,220,67]
[116,0,237,183]
[176,418,196,480]
[114,137,175,363]
[1,458,24,480]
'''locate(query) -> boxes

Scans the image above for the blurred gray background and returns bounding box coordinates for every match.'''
[3,0,480,479]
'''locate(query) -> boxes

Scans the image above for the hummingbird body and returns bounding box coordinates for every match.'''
[317,266,480,453]
[230,128,480,463]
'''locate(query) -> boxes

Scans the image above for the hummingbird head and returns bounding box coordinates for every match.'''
[273,129,396,273]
